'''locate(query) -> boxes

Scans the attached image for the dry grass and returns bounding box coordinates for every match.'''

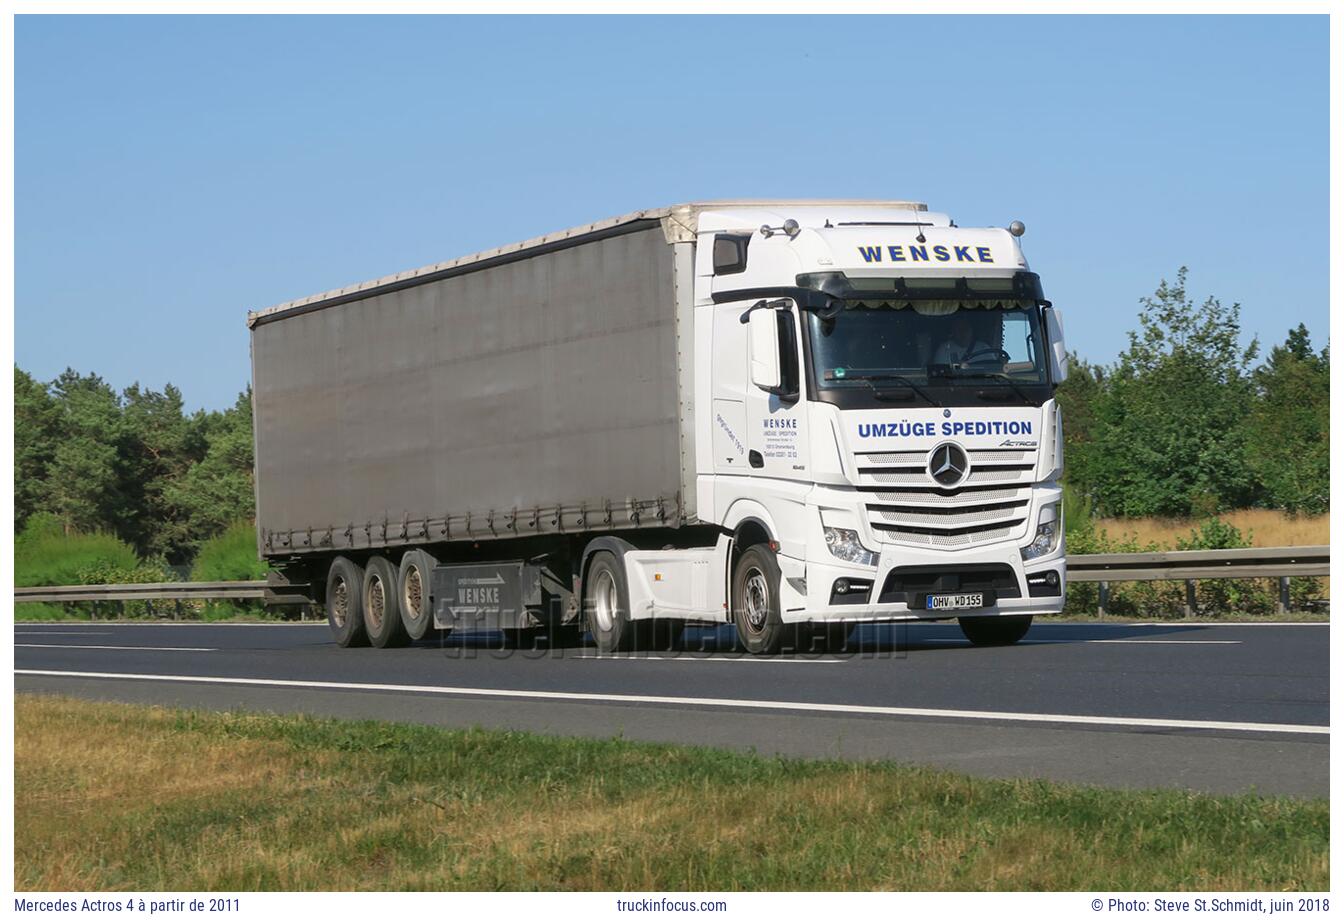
[1095,509,1329,549]
[14,695,1329,892]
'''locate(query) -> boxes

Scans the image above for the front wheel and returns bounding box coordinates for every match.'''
[958,615,1033,647]
[732,545,793,655]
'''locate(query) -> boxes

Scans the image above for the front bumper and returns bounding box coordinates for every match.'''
[779,493,1066,623]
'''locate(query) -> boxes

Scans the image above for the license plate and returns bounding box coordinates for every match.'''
[925,593,985,610]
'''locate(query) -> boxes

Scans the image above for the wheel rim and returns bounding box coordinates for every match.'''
[591,569,617,632]
[367,574,385,630]
[743,567,770,633]
[403,565,423,621]
[331,576,348,628]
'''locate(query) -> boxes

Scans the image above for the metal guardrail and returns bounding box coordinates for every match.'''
[13,545,1330,618]
[1065,545,1329,616]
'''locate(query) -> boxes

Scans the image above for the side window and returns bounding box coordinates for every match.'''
[1002,313,1033,364]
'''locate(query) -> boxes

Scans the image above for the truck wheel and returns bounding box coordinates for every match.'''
[732,545,791,655]
[326,556,369,648]
[398,549,437,641]
[958,615,1033,647]
[584,551,635,653]
[362,555,409,648]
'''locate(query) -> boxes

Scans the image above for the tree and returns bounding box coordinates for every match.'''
[165,389,256,551]
[1244,324,1329,513]
[14,367,60,531]
[1084,268,1259,517]
[44,370,127,536]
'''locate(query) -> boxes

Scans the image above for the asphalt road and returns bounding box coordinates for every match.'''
[14,619,1329,797]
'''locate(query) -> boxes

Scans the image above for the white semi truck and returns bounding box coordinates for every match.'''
[248,200,1068,654]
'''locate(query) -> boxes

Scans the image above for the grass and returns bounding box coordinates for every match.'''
[14,695,1328,892]
[1095,509,1329,549]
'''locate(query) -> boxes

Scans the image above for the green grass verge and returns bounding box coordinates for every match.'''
[15,695,1328,891]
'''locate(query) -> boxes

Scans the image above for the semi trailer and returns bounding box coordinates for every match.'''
[248,200,1069,654]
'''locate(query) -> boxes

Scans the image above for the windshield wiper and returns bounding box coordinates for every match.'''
[945,370,1035,404]
[840,372,940,408]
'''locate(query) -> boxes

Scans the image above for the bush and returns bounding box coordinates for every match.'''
[190,521,268,582]
[14,513,163,587]
[191,521,270,618]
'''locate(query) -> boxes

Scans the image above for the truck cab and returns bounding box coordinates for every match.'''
[692,204,1068,652]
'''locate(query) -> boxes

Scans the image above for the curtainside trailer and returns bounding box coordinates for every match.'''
[248,200,1070,653]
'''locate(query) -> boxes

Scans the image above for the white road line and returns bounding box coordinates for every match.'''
[16,644,217,652]
[1123,622,1328,627]
[575,654,842,664]
[13,669,1327,736]
[1022,639,1241,645]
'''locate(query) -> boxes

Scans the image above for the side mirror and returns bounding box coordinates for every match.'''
[748,308,782,391]
[1044,306,1069,383]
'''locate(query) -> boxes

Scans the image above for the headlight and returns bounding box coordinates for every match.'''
[1021,503,1062,561]
[823,527,879,567]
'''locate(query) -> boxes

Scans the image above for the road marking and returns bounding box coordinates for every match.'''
[575,654,843,664]
[14,669,1327,736]
[1123,622,1328,627]
[15,631,114,636]
[16,644,217,652]
[1022,639,1241,645]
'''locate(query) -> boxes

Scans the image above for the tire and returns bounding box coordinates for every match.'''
[326,556,369,648]
[362,555,409,648]
[958,615,1033,647]
[732,545,792,655]
[584,551,635,653]
[398,549,437,641]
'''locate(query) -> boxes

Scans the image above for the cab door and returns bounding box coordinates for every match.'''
[744,304,810,481]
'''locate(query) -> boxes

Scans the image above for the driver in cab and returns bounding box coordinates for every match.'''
[933,315,993,366]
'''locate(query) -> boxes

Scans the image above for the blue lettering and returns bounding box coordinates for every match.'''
[909,245,929,262]
[888,245,906,262]
[858,246,883,263]
[976,246,994,263]
[933,245,951,262]
[953,245,973,262]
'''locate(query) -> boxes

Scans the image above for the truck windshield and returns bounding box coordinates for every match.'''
[804,300,1051,407]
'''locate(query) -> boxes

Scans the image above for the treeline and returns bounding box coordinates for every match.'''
[1056,267,1329,519]
[14,369,255,567]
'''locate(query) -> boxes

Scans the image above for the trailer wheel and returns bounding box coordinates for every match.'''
[362,555,410,648]
[584,551,635,653]
[958,615,1033,647]
[732,545,792,655]
[398,549,437,641]
[326,556,369,648]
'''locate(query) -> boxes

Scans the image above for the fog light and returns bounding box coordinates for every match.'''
[835,578,850,594]
[1046,570,1059,586]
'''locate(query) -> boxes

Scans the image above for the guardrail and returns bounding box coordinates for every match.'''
[13,545,1330,619]
[1066,545,1328,616]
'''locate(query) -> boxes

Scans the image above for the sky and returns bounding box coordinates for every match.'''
[14,14,1330,412]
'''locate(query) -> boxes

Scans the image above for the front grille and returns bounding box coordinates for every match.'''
[856,447,1037,547]
[878,564,1022,605]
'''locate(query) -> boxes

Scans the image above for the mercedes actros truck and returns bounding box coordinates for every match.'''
[248,200,1069,654]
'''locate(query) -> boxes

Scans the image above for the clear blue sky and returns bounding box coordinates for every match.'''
[16,14,1329,412]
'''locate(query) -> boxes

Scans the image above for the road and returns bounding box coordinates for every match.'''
[14,619,1329,798]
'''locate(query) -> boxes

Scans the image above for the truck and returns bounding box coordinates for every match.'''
[248,200,1069,654]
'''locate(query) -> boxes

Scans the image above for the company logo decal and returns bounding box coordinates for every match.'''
[858,420,1033,438]
[856,244,994,264]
